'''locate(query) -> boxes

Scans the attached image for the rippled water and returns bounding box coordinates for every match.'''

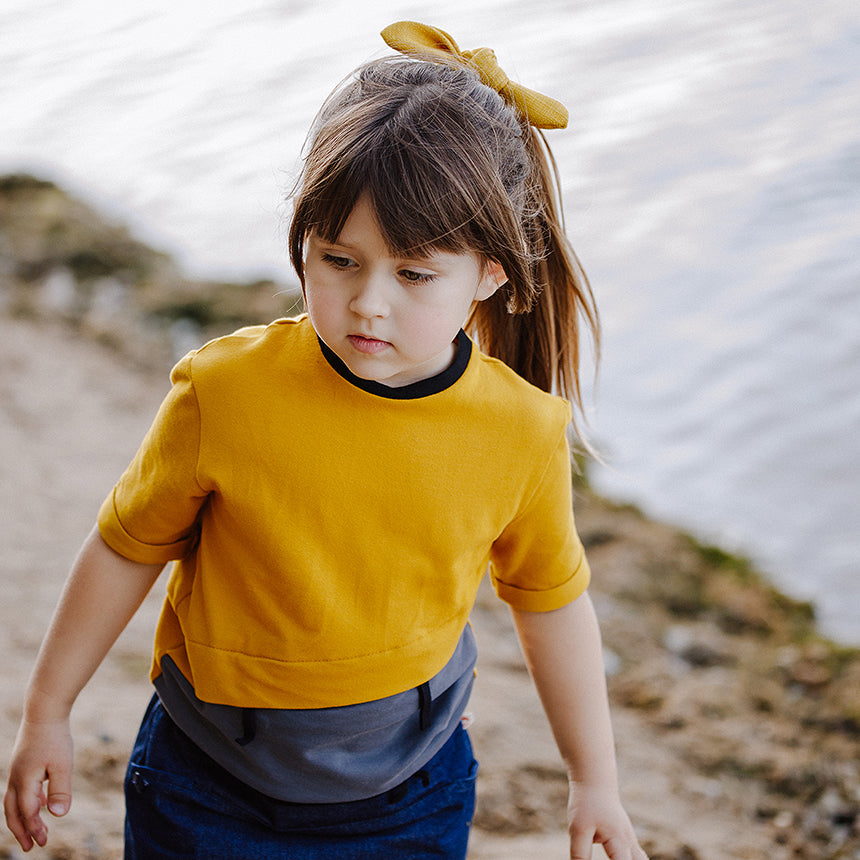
[2,0,858,641]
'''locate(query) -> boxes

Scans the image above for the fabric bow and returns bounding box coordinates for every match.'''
[380,21,568,130]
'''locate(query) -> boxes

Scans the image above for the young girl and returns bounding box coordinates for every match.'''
[5,21,648,860]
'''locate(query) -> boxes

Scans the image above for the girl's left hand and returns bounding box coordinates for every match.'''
[567,781,648,860]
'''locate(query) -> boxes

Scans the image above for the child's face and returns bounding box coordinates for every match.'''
[304,195,504,388]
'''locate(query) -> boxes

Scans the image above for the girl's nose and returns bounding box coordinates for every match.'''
[349,274,389,318]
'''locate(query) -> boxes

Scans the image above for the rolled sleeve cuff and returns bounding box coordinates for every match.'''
[97,491,197,565]
[491,553,591,613]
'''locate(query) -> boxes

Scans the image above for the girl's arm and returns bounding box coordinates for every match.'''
[511,591,648,860]
[4,526,164,852]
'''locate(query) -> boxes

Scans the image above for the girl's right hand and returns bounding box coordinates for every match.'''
[4,717,74,851]
[4,528,162,852]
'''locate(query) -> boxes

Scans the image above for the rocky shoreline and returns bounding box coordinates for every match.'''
[0,174,302,371]
[1,174,858,859]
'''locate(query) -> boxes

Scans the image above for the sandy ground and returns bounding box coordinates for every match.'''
[0,315,850,859]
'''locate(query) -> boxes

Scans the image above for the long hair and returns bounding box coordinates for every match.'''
[288,56,599,438]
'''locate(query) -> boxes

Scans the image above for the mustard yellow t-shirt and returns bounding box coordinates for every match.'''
[98,316,590,709]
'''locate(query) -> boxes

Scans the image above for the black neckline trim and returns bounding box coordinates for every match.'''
[317,330,472,400]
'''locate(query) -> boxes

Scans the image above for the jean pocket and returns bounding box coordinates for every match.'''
[125,760,275,857]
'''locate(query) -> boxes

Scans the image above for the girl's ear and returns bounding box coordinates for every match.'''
[475,260,508,302]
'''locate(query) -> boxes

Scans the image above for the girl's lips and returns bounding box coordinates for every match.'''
[348,334,391,354]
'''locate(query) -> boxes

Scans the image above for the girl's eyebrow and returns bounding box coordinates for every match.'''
[313,234,352,249]
[314,238,361,256]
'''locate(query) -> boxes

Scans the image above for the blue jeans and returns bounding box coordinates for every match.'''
[124,695,478,859]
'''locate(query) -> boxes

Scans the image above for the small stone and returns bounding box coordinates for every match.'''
[40,266,78,315]
[773,810,794,829]
[788,660,832,687]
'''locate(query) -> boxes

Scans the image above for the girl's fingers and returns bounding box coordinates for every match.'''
[569,826,596,860]
[3,786,29,851]
[4,780,47,851]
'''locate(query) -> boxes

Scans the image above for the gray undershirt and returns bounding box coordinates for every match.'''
[154,624,477,803]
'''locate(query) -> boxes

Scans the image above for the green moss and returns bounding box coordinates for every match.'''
[0,173,58,194]
[147,299,219,327]
[679,534,819,639]
[686,539,758,583]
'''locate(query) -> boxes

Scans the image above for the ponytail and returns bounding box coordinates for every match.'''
[467,126,599,439]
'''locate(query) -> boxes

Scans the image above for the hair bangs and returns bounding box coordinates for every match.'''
[360,139,488,260]
[303,138,478,260]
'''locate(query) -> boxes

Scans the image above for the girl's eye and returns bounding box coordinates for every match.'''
[322,253,353,270]
[400,269,436,284]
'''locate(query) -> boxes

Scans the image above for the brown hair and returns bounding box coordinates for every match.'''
[288,56,598,434]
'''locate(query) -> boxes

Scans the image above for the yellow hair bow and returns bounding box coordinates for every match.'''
[380,21,569,130]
